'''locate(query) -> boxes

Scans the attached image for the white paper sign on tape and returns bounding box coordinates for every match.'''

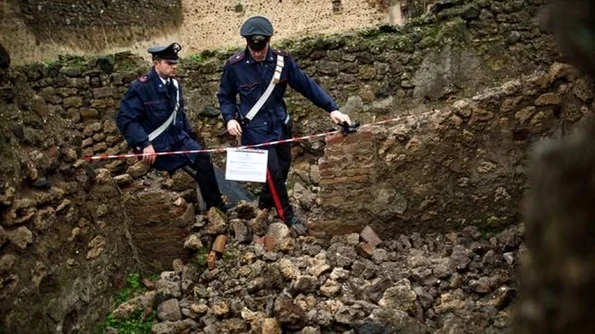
[225,148,269,183]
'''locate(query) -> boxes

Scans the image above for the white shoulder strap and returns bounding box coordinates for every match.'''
[148,79,180,142]
[244,55,284,122]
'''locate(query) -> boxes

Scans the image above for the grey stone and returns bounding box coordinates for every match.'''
[413,286,434,309]
[8,226,33,249]
[354,308,427,334]
[378,279,418,315]
[126,161,150,179]
[151,319,198,334]
[470,277,495,294]
[327,243,357,268]
[503,252,514,265]
[372,248,389,264]
[155,278,182,299]
[450,245,472,271]
[183,234,203,251]
[365,277,392,303]
[432,258,453,278]
[205,207,228,235]
[0,254,16,272]
[232,219,252,243]
[335,305,364,324]
[292,275,319,293]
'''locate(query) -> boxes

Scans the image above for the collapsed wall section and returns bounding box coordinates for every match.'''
[313,63,592,237]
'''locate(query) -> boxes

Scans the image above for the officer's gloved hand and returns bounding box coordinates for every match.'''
[330,110,351,126]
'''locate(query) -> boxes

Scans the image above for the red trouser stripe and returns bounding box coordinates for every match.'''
[266,168,286,222]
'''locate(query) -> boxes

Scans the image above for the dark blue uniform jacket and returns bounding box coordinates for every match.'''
[116,68,199,173]
[217,48,338,145]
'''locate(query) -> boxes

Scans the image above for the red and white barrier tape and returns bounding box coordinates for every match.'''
[84,110,439,161]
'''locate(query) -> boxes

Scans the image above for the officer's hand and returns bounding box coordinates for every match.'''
[227,120,243,137]
[142,145,157,165]
[330,110,352,126]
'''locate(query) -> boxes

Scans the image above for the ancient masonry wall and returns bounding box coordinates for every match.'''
[312,63,592,237]
[0,0,577,331]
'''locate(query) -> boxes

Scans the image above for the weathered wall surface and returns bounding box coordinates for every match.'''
[0,66,143,332]
[1,0,406,65]
[0,0,557,178]
[0,58,200,331]
[0,0,183,64]
[513,1,595,332]
[312,63,593,237]
[0,0,568,332]
[180,0,557,172]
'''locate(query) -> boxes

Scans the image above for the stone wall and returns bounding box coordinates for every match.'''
[180,0,557,155]
[0,0,566,331]
[312,63,593,237]
[0,0,557,180]
[0,58,199,331]
[0,0,183,64]
[0,107,142,334]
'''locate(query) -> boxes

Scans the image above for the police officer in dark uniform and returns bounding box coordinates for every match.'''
[117,43,227,211]
[217,16,351,235]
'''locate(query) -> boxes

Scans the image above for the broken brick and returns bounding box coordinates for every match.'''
[264,236,276,253]
[356,242,374,259]
[212,235,228,253]
[360,225,383,247]
[207,251,217,270]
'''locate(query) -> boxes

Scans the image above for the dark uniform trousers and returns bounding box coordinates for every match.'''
[259,141,293,222]
[154,82,223,209]
[189,153,224,209]
[162,81,224,208]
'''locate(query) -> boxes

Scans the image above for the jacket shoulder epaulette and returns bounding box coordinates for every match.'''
[272,49,290,57]
[137,74,149,83]
[229,51,245,65]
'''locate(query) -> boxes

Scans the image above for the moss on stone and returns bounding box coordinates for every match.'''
[113,52,146,73]
[436,18,469,45]
[185,49,222,65]
[391,35,415,52]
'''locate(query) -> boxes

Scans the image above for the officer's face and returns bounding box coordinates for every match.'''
[154,60,177,78]
[248,44,268,63]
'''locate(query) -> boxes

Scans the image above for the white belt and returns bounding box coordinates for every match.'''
[148,79,180,142]
[243,55,284,123]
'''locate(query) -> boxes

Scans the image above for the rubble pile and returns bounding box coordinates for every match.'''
[108,202,523,334]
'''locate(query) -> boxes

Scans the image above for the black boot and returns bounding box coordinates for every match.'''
[287,216,308,237]
[192,153,225,210]
[215,201,230,212]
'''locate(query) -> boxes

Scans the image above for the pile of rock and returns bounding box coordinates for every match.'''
[107,201,523,334]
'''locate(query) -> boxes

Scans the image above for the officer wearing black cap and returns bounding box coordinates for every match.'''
[117,43,227,211]
[241,16,274,52]
[217,16,352,236]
